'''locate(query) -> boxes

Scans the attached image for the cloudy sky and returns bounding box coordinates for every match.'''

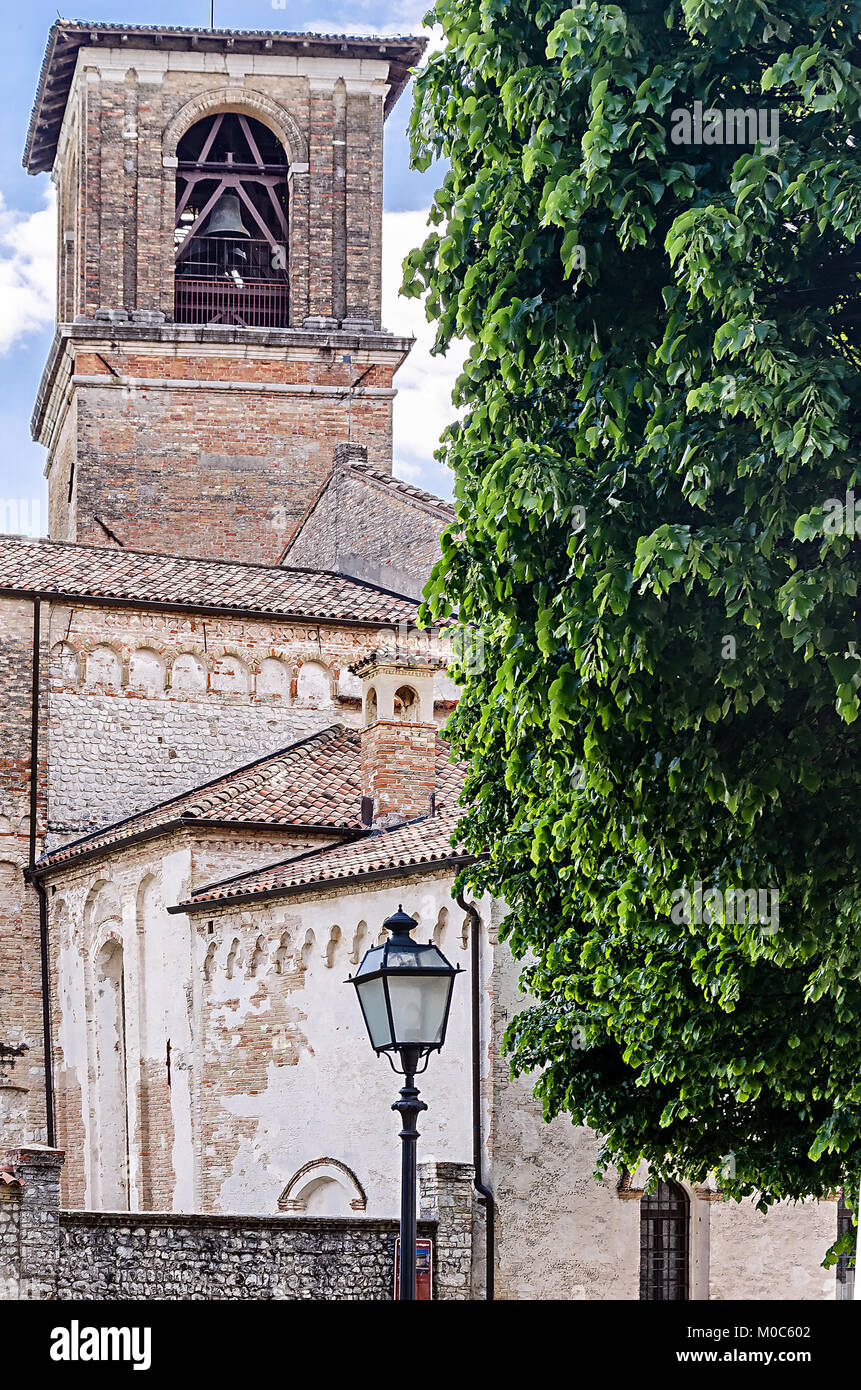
[0,1,464,534]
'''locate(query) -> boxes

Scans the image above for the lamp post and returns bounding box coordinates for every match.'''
[347,905,461,1301]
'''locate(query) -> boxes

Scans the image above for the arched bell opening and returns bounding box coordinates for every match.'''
[174,112,289,327]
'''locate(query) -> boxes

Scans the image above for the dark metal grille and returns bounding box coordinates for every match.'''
[837,1192,856,1301]
[175,237,288,327]
[640,1179,689,1300]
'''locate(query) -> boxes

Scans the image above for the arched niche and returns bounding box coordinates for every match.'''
[129,647,165,692]
[51,640,79,686]
[91,937,130,1211]
[364,685,378,725]
[258,657,290,699]
[85,645,122,689]
[394,684,421,722]
[278,1158,367,1215]
[296,660,332,708]
[210,654,250,696]
[171,652,207,694]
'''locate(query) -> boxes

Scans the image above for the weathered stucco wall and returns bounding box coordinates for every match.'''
[49,845,488,1227]
[708,1194,836,1301]
[486,905,841,1301]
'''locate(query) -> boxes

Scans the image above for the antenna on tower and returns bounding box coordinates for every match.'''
[209,2,214,29]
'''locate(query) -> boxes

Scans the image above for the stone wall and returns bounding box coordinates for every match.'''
[44,602,450,841]
[0,1144,476,1300]
[57,1212,429,1301]
[286,450,454,600]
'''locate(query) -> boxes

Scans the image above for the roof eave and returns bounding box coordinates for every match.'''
[24,21,428,174]
[170,853,476,914]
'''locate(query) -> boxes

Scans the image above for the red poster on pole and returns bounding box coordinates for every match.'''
[394,1238,433,1300]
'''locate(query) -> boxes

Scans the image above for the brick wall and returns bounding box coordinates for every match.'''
[361,720,437,828]
[34,43,410,562]
[0,599,48,1148]
[45,338,403,563]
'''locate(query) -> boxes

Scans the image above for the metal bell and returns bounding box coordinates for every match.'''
[206,192,250,238]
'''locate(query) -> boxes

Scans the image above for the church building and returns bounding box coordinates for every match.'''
[0,19,846,1301]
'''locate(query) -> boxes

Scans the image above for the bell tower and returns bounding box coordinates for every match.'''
[24,21,424,564]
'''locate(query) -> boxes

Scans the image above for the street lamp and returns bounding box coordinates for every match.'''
[347,905,461,1301]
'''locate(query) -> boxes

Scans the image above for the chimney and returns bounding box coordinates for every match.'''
[353,649,439,830]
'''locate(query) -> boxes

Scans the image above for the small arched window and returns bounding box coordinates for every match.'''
[640,1179,689,1301]
[174,112,288,328]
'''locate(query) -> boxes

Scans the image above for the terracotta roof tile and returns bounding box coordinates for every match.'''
[0,535,417,625]
[179,809,471,908]
[36,726,465,871]
[346,462,455,516]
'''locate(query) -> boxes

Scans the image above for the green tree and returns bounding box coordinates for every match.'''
[405,0,861,1236]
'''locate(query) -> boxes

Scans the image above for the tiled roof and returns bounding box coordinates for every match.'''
[36,725,465,871]
[25,21,426,174]
[0,535,417,625]
[177,809,471,908]
[347,462,455,517]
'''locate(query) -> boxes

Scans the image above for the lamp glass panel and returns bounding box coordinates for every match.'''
[355,944,386,978]
[387,974,451,1047]
[355,975,392,1050]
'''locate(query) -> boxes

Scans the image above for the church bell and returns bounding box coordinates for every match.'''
[206,192,250,238]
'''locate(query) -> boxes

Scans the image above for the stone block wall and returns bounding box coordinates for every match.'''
[0,1146,65,1299]
[419,1160,475,1300]
[286,448,454,600]
[45,603,384,840]
[0,1145,476,1300]
[56,1212,429,1301]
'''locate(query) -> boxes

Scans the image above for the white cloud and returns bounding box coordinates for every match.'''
[0,187,56,354]
[297,8,444,55]
[382,207,465,497]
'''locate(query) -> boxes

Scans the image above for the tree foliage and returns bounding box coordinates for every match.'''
[406,0,861,1223]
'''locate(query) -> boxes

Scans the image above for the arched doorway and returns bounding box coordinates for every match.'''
[640,1179,689,1300]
